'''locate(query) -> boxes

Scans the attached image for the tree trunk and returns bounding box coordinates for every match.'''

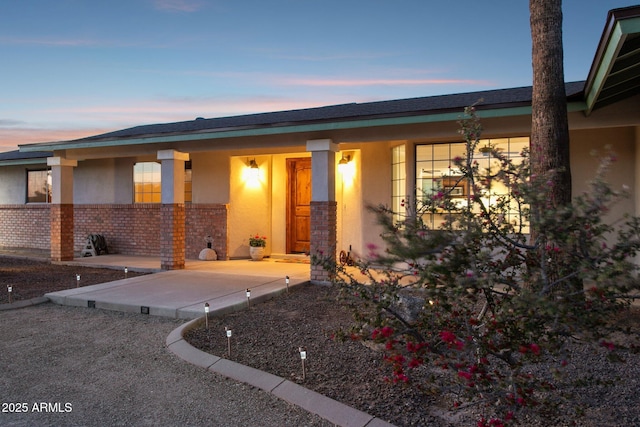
[528,0,580,295]
[529,0,572,208]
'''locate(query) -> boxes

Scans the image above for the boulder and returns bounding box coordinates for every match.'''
[198,248,217,261]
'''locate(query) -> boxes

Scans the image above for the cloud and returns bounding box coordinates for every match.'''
[0,94,352,152]
[0,127,112,153]
[0,36,100,47]
[151,0,204,12]
[0,119,24,127]
[275,77,491,87]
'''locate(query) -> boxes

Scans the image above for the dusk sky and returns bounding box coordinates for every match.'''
[1,1,637,153]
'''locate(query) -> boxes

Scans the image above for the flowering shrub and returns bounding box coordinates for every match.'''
[315,106,640,424]
[249,234,267,247]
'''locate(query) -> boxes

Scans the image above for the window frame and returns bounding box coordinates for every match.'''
[26,169,51,204]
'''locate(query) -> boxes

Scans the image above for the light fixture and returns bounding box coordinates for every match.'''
[337,154,351,174]
[246,158,260,181]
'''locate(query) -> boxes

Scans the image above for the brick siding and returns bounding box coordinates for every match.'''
[0,203,228,260]
[310,201,337,284]
[0,205,50,250]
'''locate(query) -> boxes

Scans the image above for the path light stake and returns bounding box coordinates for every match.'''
[124,267,128,279]
[285,275,290,293]
[299,346,307,381]
[246,288,251,307]
[204,302,210,330]
[76,274,80,288]
[225,327,232,357]
[7,285,12,304]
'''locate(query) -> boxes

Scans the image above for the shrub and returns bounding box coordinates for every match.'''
[315,106,640,424]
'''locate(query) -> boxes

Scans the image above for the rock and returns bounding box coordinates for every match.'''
[198,248,217,261]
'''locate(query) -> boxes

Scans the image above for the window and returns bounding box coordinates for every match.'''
[391,145,406,224]
[134,162,161,203]
[27,169,51,203]
[133,161,193,203]
[416,137,529,231]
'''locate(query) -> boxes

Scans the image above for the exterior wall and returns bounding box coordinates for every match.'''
[569,126,636,223]
[0,166,28,204]
[74,158,134,204]
[185,203,229,260]
[335,148,363,257]
[0,204,50,250]
[74,203,229,259]
[228,155,271,258]
[191,151,230,203]
[74,204,161,256]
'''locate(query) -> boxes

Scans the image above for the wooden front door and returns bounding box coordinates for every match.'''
[287,158,311,253]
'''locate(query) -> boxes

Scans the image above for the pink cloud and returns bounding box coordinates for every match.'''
[276,77,491,87]
[0,127,113,153]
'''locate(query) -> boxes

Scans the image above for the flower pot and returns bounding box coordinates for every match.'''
[249,246,265,261]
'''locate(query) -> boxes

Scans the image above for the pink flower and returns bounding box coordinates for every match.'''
[381,326,394,338]
[530,343,541,355]
[600,340,615,350]
[440,330,457,344]
[458,371,473,380]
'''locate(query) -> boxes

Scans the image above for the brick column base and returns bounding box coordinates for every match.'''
[160,204,185,270]
[51,204,74,261]
[310,201,337,284]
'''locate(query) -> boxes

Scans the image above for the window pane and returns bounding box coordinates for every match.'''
[27,170,51,203]
[416,138,530,230]
[133,162,161,204]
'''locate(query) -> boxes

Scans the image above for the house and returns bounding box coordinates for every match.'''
[0,5,639,284]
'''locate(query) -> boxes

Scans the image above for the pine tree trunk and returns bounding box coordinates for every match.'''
[529,0,580,295]
[529,0,572,208]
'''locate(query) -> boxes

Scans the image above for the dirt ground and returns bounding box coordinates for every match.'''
[2,255,640,426]
[0,256,147,304]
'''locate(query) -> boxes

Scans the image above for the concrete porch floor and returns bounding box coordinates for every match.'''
[45,254,311,319]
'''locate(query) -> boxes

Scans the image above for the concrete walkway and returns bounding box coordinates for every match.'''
[42,254,395,427]
[46,255,311,319]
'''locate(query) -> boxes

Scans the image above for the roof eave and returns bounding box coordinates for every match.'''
[584,7,640,115]
[22,102,587,152]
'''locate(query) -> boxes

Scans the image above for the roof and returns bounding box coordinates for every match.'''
[0,150,52,165]
[20,82,586,152]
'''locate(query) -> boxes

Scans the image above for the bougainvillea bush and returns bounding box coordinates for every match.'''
[316,106,640,425]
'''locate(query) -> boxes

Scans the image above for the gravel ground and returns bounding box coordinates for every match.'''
[0,303,332,427]
[185,284,640,427]
[2,256,640,426]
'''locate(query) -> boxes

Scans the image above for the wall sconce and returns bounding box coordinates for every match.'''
[337,154,351,174]
[246,158,260,180]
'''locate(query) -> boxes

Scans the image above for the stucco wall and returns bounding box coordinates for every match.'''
[228,155,271,258]
[74,158,134,204]
[569,126,636,223]
[0,165,29,204]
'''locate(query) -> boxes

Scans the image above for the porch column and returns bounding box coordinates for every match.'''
[158,149,190,270]
[306,139,338,284]
[47,156,78,262]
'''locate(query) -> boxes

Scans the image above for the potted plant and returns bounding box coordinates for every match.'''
[248,234,267,261]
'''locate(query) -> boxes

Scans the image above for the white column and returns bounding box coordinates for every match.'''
[157,149,190,204]
[306,138,338,202]
[47,157,78,204]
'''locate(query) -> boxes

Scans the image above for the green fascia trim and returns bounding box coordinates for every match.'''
[0,158,48,166]
[585,17,640,114]
[22,103,585,152]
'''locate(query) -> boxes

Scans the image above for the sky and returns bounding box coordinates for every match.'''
[0,0,637,153]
